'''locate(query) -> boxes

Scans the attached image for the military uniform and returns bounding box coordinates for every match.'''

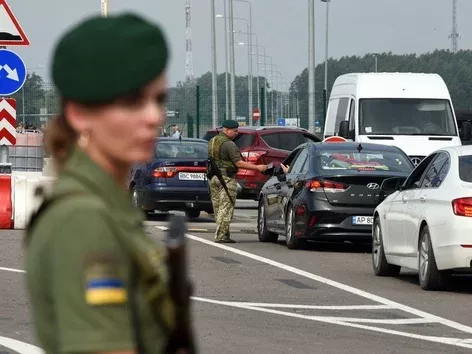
[208,121,242,242]
[24,13,183,354]
[26,148,172,353]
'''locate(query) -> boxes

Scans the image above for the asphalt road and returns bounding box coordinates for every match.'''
[1,201,472,353]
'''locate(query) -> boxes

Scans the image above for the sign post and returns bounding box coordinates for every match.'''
[252,108,260,126]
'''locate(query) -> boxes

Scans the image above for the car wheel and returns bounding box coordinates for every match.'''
[257,198,278,243]
[285,205,302,250]
[372,217,401,276]
[418,225,451,291]
[185,209,201,219]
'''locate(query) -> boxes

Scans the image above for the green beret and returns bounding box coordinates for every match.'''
[222,120,239,129]
[52,13,169,103]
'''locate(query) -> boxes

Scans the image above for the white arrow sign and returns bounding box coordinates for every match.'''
[0,64,18,81]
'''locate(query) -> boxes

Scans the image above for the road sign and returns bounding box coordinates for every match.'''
[0,0,30,46]
[322,136,347,143]
[0,98,16,145]
[0,49,26,95]
[277,118,285,126]
[253,108,260,121]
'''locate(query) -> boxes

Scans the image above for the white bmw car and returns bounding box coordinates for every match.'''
[372,145,472,290]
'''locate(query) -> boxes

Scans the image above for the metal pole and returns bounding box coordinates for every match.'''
[255,37,260,114]
[22,85,25,125]
[375,55,378,72]
[223,0,229,120]
[229,0,236,121]
[308,0,316,133]
[248,3,253,126]
[196,85,201,138]
[210,0,218,128]
[246,26,252,126]
[323,0,329,122]
[101,0,108,17]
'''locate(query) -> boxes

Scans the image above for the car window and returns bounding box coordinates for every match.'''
[302,133,322,143]
[420,152,449,189]
[233,133,255,149]
[261,133,279,149]
[335,97,350,134]
[315,149,413,175]
[203,131,217,141]
[156,141,208,159]
[459,155,472,182]
[282,148,301,167]
[403,153,437,189]
[289,149,309,174]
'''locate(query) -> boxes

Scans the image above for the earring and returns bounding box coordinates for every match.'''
[77,131,90,149]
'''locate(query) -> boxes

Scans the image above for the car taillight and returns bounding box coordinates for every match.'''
[452,197,472,217]
[305,179,349,192]
[153,167,177,178]
[241,151,267,163]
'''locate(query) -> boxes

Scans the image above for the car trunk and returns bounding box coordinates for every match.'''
[151,159,208,187]
[313,175,402,207]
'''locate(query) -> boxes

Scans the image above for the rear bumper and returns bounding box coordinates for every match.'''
[296,203,375,242]
[237,169,268,199]
[140,185,212,212]
[434,244,472,271]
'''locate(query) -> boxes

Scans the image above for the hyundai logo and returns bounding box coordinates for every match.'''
[411,157,422,166]
[367,183,380,190]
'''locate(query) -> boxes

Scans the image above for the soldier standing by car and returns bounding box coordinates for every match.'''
[208,120,268,243]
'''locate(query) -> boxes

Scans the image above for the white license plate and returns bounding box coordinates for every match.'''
[352,216,373,225]
[178,172,205,181]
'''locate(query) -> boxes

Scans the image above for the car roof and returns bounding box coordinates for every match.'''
[206,125,310,133]
[157,137,208,143]
[308,142,406,154]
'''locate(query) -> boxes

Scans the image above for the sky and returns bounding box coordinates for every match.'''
[6,0,472,87]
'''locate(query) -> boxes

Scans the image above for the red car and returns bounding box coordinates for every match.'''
[203,126,322,200]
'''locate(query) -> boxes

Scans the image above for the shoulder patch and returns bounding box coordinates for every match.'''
[83,252,127,306]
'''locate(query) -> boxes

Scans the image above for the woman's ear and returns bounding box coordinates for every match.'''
[63,101,93,134]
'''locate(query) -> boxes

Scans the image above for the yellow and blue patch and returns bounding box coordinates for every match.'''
[85,278,128,306]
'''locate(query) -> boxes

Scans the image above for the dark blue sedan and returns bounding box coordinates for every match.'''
[129,137,212,218]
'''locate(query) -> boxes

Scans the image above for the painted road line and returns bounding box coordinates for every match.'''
[191,301,392,310]
[155,225,472,349]
[0,336,43,354]
[0,266,25,273]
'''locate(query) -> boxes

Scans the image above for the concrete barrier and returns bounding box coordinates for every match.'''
[12,175,56,229]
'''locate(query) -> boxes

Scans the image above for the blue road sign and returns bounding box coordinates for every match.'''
[0,49,27,96]
[277,118,285,126]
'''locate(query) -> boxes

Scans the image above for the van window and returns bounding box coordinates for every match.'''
[348,99,356,130]
[335,98,350,133]
[359,99,457,136]
[325,98,340,136]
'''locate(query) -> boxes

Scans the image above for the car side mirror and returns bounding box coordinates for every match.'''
[380,177,402,192]
[338,121,350,139]
[273,165,284,176]
[460,121,472,141]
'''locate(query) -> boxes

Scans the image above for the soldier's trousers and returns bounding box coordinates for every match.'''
[209,175,238,240]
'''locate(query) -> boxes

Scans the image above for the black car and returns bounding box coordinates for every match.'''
[129,137,212,218]
[257,142,415,249]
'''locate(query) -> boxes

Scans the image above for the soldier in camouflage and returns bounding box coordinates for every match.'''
[208,120,268,243]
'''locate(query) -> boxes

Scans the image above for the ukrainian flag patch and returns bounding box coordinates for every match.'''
[83,252,128,306]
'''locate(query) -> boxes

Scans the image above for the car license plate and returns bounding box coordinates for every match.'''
[352,216,373,225]
[178,172,205,181]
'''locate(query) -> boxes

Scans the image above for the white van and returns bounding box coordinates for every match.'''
[323,73,472,166]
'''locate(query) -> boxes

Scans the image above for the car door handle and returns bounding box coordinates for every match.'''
[419,196,427,202]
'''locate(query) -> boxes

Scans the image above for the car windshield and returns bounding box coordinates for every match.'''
[459,155,472,182]
[203,131,255,149]
[316,149,413,174]
[359,99,457,136]
[156,140,208,159]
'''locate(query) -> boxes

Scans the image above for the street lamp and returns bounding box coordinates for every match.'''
[321,0,330,121]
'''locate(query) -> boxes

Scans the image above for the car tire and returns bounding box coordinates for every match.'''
[285,205,303,250]
[257,198,278,243]
[418,225,451,291]
[372,217,401,276]
[185,209,201,219]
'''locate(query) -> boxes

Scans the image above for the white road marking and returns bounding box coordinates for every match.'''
[0,267,25,273]
[0,336,43,354]
[156,225,472,349]
[194,301,391,310]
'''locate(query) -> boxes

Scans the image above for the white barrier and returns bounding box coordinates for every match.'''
[13,175,56,229]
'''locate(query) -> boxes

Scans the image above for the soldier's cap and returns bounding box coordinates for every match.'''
[52,13,169,104]
[222,120,239,129]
